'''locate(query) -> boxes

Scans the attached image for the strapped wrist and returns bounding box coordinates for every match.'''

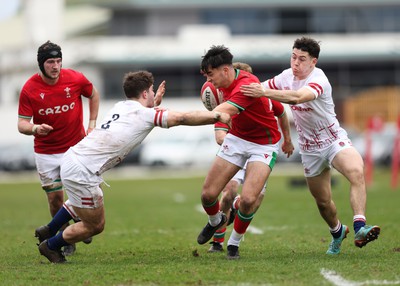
[32,124,39,134]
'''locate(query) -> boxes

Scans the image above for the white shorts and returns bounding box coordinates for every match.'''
[34,153,64,193]
[300,137,353,177]
[217,133,279,169]
[60,151,104,209]
[231,161,267,194]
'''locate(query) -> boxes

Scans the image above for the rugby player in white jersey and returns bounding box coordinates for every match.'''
[34,70,231,263]
[240,37,380,255]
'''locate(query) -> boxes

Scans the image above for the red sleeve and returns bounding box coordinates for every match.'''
[271,100,285,117]
[18,85,33,118]
[214,121,229,131]
[78,72,94,98]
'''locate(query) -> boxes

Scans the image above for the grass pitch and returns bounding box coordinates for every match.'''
[0,167,399,286]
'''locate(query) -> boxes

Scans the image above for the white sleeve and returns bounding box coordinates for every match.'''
[141,107,169,128]
[262,73,284,90]
[305,75,330,99]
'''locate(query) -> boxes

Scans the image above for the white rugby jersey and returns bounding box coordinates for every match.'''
[69,100,168,175]
[262,67,348,151]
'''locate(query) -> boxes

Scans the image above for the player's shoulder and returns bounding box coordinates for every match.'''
[313,67,328,77]
[61,68,87,79]
[238,70,259,83]
[116,100,148,113]
[309,68,330,84]
[21,74,42,91]
[281,68,293,77]
[61,68,79,75]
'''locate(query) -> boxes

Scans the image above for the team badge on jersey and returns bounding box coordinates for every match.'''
[64,87,71,98]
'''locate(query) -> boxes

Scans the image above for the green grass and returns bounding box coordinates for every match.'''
[0,167,399,285]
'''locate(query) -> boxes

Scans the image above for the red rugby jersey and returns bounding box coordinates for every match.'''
[219,70,282,145]
[18,69,93,154]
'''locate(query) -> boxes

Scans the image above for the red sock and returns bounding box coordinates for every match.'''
[203,199,220,216]
[213,228,226,243]
[233,210,254,234]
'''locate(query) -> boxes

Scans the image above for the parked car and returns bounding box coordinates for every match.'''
[139,124,304,167]
[139,125,218,167]
[351,123,397,166]
[0,143,36,172]
[116,144,143,167]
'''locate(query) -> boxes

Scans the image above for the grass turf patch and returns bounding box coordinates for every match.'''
[0,167,399,285]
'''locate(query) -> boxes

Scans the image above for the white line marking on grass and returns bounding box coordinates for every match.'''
[173,193,186,203]
[195,204,206,213]
[263,226,289,231]
[321,268,400,286]
[247,225,264,234]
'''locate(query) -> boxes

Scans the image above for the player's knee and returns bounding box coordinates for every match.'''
[344,165,365,186]
[353,167,365,183]
[92,220,105,235]
[200,190,217,204]
[239,195,257,212]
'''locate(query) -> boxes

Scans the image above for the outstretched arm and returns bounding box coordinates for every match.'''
[166,110,231,128]
[240,83,315,105]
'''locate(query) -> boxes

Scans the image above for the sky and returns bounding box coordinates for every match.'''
[0,0,20,21]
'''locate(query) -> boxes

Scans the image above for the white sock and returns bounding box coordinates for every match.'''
[329,221,342,233]
[209,211,222,227]
[353,214,366,222]
[227,229,243,247]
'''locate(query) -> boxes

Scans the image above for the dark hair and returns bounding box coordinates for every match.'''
[200,45,233,74]
[293,37,320,59]
[123,71,154,99]
[37,41,62,75]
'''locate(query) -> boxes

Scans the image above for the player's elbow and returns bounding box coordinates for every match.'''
[215,137,224,145]
[17,123,27,134]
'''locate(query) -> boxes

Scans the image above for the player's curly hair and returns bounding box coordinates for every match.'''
[123,71,154,99]
[293,37,320,59]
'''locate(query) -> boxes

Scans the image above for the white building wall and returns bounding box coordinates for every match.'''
[23,0,65,47]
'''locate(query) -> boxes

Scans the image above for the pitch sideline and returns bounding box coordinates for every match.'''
[321,268,400,286]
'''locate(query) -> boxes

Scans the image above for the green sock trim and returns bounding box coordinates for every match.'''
[237,210,254,222]
[203,199,218,208]
[44,186,62,193]
[214,232,225,239]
